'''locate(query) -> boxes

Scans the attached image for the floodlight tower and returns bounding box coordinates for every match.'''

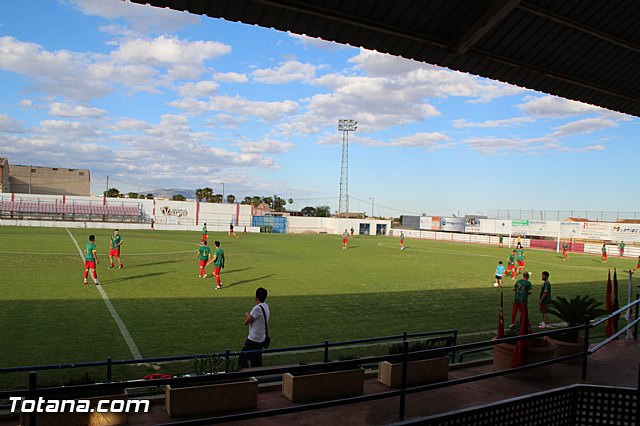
[338,119,357,215]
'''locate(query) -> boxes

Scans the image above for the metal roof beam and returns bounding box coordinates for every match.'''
[448,0,521,55]
[472,47,640,106]
[519,1,640,55]
[252,0,450,48]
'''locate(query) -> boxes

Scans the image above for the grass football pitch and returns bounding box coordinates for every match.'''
[1,226,636,388]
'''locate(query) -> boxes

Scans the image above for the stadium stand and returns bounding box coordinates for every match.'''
[0,199,144,222]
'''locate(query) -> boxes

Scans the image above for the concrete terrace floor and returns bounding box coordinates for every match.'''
[4,339,639,425]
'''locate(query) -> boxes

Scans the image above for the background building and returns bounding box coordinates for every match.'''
[0,157,9,193]
[9,163,90,196]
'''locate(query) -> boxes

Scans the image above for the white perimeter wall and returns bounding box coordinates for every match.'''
[287,216,391,236]
[0,193,253,231]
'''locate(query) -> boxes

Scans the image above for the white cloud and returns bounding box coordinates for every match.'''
[208,114,248,128]
[288,33,346,51]
[111,118,150,132]
[176,81,219,98]
[171,95,299,122]
[235,139,295,154]
[518,96,602,117]
[252,60,317,84]
[278,50,525,135]
[0,36,111,100]
[38,120,102,141]
[0,34,231,101]
[452,117,534,128]
[111,36,231,66]
[550,118,618,137]
[49,102,106,118]
[67,0,200,33]
[214,72,249,83]
[0,114,26,133]
[464,136,555,155]
[316,132,451,150]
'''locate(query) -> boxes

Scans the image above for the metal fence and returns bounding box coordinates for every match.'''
[2,296,638,425]
[488,209,640,222]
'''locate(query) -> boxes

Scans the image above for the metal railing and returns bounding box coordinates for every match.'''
[0,330,457,386]
[1,297,637,425]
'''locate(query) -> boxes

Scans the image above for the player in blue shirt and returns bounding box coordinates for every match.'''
[494,260,505,288]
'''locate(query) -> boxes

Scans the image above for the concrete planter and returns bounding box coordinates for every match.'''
[493,338,557,380]
[165,377,258,417]
[547,336,584,365]
[378,356,449,388]
[20,394,128,426]
[282,368,364,403]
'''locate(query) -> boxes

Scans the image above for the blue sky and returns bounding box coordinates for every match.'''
[1,0,638,217]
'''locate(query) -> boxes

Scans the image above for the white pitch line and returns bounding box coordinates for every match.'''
[66,228,143,360]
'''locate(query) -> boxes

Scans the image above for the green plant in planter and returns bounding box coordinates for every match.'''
[547,295,607,342]
[504,324,550,347]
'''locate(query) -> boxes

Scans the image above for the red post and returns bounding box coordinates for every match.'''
[195,201,200,226]
[235,203,240,225]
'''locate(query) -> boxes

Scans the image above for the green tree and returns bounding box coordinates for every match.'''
[171,194,186,201]
[146,193,154,199]
[273,195,287,212]
[315,205,331,217]
[241,196,253,205]
[195,188,205,202]
[210,193,223,203]
[226,194,236,204]
[262,196,273,208]
[301,206,316,217]
[128,192,138,199]
[104,188,120,197]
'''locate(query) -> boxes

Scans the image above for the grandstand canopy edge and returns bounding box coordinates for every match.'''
[130,0,640,118]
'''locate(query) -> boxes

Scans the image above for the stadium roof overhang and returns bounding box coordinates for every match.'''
[129,0,640,117]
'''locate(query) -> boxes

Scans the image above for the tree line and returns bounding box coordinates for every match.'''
[105,187,331,216]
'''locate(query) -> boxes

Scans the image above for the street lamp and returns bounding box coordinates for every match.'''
[220,182,225,203]
[368,197,374,219]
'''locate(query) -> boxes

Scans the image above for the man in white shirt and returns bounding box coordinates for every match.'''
[239,287,270,368]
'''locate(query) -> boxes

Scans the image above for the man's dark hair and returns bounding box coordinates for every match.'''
[89,234,95,242]
[542,271,549,278]
[114,229,119,232]
[214,241,221,247]
[203,240,207,245]
[256,287,268,303]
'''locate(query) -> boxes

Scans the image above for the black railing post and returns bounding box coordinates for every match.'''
[581,315,591,381]
[225,350,231,373]
[323,341,329,363]
[28,371,37,426]
[106,357,112,382]
[398,340,409,421]
[451,330,458,364]
[634,294,639,341]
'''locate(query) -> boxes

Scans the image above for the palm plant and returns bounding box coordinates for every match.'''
[547,295,607,342]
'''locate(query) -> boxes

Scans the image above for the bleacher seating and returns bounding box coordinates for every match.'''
[0,200,143,222]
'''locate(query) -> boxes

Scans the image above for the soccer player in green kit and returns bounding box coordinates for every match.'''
[109,229,124,269]
[83,234,100,285]
[201,223,208,243]
[197,240,211,278]
[506,250,517,279]
[207,240,225,289]
[515,244,526,276]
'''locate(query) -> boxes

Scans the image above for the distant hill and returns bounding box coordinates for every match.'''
[149,188,195,200]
